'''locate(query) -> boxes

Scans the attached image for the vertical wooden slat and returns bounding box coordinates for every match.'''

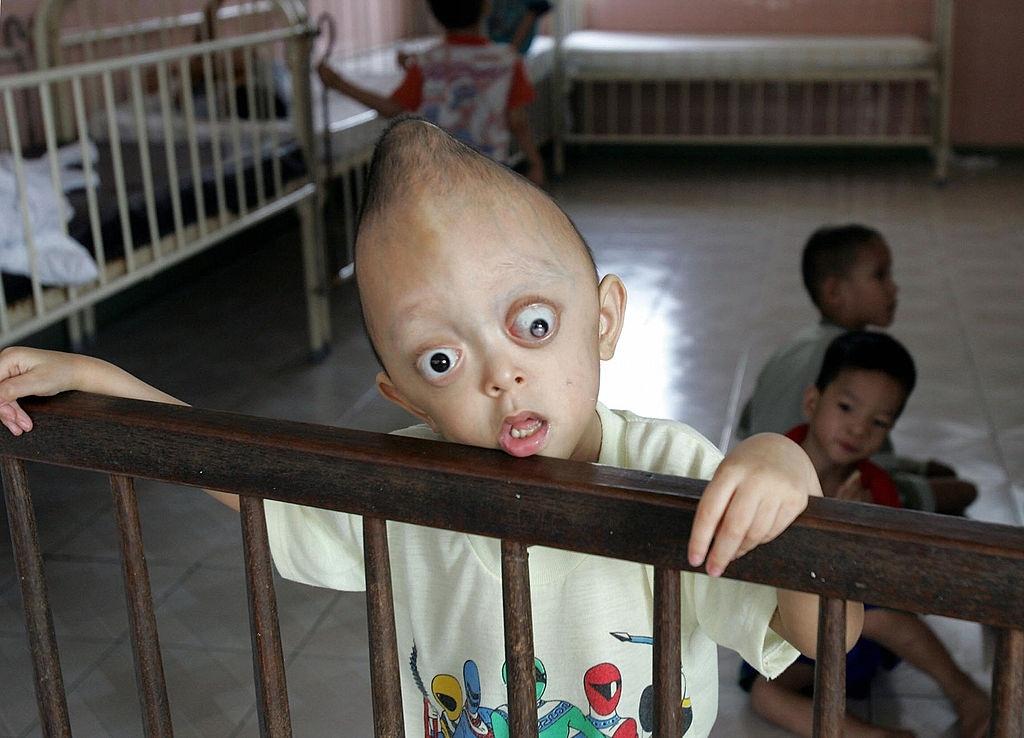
[811,596,846,738]
[501,540,538,738]
[653,568,682,737]
[239,496,292,738]
[0,457,71,737]
[362,516,405,738]
[991,628,1024,738]
[109,474,173,737]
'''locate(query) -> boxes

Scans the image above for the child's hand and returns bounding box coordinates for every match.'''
[0,347,82,435]
[688,433,821,577]
[834,469,870,502]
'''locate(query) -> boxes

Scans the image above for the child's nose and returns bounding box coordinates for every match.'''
[849,419,869,437]
[482,359,525,397]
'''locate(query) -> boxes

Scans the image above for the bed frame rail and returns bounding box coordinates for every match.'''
[33,1,307,68]
[0,26,330,355]
[1,392,1022,737]
[552,0,953,182]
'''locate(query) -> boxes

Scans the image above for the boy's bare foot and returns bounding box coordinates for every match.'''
[953,685,990,738]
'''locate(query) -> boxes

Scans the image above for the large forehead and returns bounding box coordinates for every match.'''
[357,179,592,297]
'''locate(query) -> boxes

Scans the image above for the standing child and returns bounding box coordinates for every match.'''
[0,119,861,738]
[318,0,546,184]
[742,331,990,738]
[736,224,977,515]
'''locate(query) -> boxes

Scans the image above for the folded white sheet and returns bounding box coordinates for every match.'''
[0,142,100,287]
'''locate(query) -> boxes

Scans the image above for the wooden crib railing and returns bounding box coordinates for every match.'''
[1,392,1022,737]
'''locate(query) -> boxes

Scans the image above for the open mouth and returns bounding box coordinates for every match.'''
[499,412,549,457]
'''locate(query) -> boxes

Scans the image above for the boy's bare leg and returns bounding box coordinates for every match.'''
[928,477,978,516]
[749,664,915,738]
[862,610,989,738]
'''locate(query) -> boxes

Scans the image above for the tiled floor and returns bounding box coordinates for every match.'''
[1,148,1022,736]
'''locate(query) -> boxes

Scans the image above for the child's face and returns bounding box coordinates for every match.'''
[802,368,905,468]
[835,238,898,328]
[359,187,625,463]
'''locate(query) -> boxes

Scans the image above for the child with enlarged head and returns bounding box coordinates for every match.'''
[318,0,546,185]
[0,119,861,738]
[737,224,977,516]
[742,331,990,738]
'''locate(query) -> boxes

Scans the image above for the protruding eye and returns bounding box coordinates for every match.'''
[511,304,557,343]
[416,347,461,383]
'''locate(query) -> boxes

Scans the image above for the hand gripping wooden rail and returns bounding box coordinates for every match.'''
[1,392,1022,737]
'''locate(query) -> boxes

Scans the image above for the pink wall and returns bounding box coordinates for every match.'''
[583,0,1024,147]
[950,0,1024,146]
[3,0,1020,145]
[586,0,933,37]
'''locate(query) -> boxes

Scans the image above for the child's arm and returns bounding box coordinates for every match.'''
[508,2,553,54]
[688,432,863,655]
[317,62,405,119]
[0,347,241,511]
[507,107,544,186]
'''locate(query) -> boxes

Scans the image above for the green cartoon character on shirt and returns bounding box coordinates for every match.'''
[491,657,604,738]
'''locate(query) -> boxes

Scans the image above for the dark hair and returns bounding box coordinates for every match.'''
[801,224,884,308]
[427,0,487,29]
[815,331,916,410]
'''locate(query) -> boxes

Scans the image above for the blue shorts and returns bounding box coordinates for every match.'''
[739,625,899,700]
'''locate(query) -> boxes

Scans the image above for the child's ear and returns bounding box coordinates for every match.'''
[801,385,820,420]
[596,274,627,361]
[376,371,438,431]
[820,275,845,313]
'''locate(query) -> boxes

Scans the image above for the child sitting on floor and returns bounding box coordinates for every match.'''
[0,118,861,737]
[319,0,546,184]
[736,224,977,516]
[742,330,990,738]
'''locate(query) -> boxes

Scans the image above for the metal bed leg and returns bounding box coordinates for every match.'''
[82,305,97,345]
[298,198,331,362]
[66,312,84,352]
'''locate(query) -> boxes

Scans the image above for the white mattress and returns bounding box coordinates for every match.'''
[562,31,935,78]
[88,35,558,164]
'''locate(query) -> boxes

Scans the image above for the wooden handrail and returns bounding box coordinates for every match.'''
[2,392,1022,627]
[1,391,1023,738]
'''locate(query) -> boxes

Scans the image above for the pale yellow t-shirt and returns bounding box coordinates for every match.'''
[265,403,798,737]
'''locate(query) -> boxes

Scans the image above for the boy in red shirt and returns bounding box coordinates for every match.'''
[318,0,545,184]
[743,331,990,738]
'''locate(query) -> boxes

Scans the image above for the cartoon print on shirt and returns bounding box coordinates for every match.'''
[491,658,605,738]
[610,632,694,736]
[411,643,454,738]
[455,660,495,737]
[582,662,639,738]
[411,645,497,738]
[432,673,464,734]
